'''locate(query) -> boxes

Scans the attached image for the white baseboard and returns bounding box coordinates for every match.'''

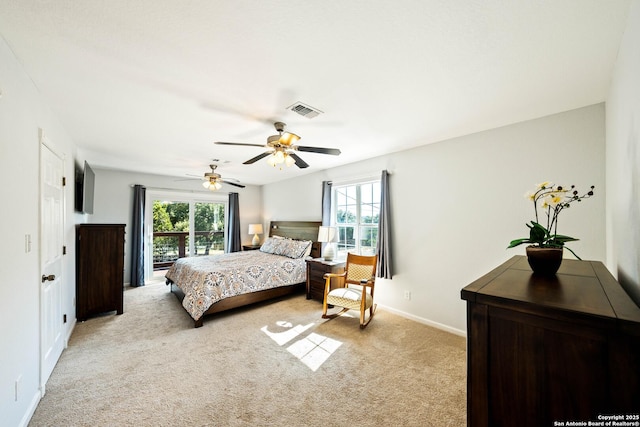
[377,304,467,337]
[21,318,78,427]
[19,389,42,427]
[65,318,76,347]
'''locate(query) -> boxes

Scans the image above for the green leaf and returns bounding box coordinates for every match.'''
[553,234,579,243]
[528,221,547,244]
[507,238,532,248]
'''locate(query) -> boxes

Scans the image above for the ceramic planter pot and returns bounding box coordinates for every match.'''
[526,246,563,276]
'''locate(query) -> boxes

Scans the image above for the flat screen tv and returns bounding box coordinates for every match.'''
[75,161,95,214]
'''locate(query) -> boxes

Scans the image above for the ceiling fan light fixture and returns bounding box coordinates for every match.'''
[284,153,296,167]
[274,150,285,163]
[266,154,278,167]
[203,177,223,191]
[267,149,293,168]
[215,121,338,170]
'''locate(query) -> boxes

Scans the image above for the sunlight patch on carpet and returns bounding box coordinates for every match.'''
[261,321,342,371]
[261,321,314,346]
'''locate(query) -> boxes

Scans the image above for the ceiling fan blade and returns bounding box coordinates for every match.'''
[243,151,273,164]
[214,141,267,148]
[225,181,246,188]
[222,176,242,183]
[288,153,309,169]
[294,146,341,156]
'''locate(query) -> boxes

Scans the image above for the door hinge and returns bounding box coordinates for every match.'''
[62,176,66,186]
[63,246,66,255]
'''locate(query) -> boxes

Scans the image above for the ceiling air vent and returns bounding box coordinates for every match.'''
[287,102,323,119]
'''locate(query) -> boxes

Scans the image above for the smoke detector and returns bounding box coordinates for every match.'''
[287,102,323,119]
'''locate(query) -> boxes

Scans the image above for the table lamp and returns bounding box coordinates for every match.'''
[317,226,338,261]
[248,224,263,246]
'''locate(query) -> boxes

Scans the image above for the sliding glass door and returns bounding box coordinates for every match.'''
[194,202,225,255]
[153,200,190,269]
[145,191,227,276]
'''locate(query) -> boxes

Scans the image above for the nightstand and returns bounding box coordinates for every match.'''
[305,258,346,301]
[242,244,261,251]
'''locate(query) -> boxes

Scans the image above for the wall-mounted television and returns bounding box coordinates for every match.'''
[75,161,95,214]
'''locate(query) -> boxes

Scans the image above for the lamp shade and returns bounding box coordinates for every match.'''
[318,226,338,261]
[317,226,338,243]
[248,224,263,235]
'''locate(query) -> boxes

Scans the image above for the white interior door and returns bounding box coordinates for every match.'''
[40,138,65,392]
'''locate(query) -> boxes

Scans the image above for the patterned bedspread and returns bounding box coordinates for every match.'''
[165,251,307,321]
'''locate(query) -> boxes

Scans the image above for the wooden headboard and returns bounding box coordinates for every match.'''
[268,221,322,259]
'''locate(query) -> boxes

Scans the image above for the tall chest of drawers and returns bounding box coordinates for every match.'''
[76,224,125,321]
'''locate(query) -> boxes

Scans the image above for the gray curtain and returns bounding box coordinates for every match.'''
[130,184,146,287]
[376,170,393,279]
[321,181,332,255]
[321,181,332,225]
[226,192,241,253]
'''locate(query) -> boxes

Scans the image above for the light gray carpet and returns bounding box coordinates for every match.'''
[29,280,467,426]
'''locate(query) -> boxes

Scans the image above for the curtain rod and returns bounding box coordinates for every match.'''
[330,170,390,186]
[129,184,230,195]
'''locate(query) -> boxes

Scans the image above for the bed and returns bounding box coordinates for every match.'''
[166,221,321,327]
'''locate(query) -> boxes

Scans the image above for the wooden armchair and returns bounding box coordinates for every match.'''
[322,253,378,329]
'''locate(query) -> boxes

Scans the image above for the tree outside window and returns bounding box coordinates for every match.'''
[152,200,225,264]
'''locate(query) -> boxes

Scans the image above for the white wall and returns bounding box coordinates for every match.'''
[606,0,640,304]
[89,168,262,283]
[0,36,80,426]
[264,104,607,334]
[4,9,638,424]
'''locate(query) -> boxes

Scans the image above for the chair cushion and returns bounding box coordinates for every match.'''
[327,287,373,310]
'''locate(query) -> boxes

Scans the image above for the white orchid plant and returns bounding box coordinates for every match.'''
[507,182,595,260]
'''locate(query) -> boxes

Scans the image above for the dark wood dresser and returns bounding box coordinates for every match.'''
[305,258,346,301]
[76,224,125,321]
[461,255,640,427]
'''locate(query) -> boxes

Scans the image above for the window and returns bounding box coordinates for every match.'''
[333,180,380,258]
[152,199,225,264]
[145,190,227,277]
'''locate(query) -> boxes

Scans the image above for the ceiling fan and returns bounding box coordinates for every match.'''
[214,122,341,169]
[201,164,245,190]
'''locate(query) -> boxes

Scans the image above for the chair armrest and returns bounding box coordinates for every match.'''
[360,277,376,287]
[323,271,346,295]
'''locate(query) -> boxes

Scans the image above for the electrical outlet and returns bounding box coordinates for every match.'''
[404,290,411,301]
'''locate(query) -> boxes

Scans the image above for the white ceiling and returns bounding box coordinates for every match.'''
[0,0,632,186]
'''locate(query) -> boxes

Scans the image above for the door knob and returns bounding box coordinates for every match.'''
[41,274,55,283]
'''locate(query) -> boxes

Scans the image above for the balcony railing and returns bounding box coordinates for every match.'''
[153,231,224,270]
